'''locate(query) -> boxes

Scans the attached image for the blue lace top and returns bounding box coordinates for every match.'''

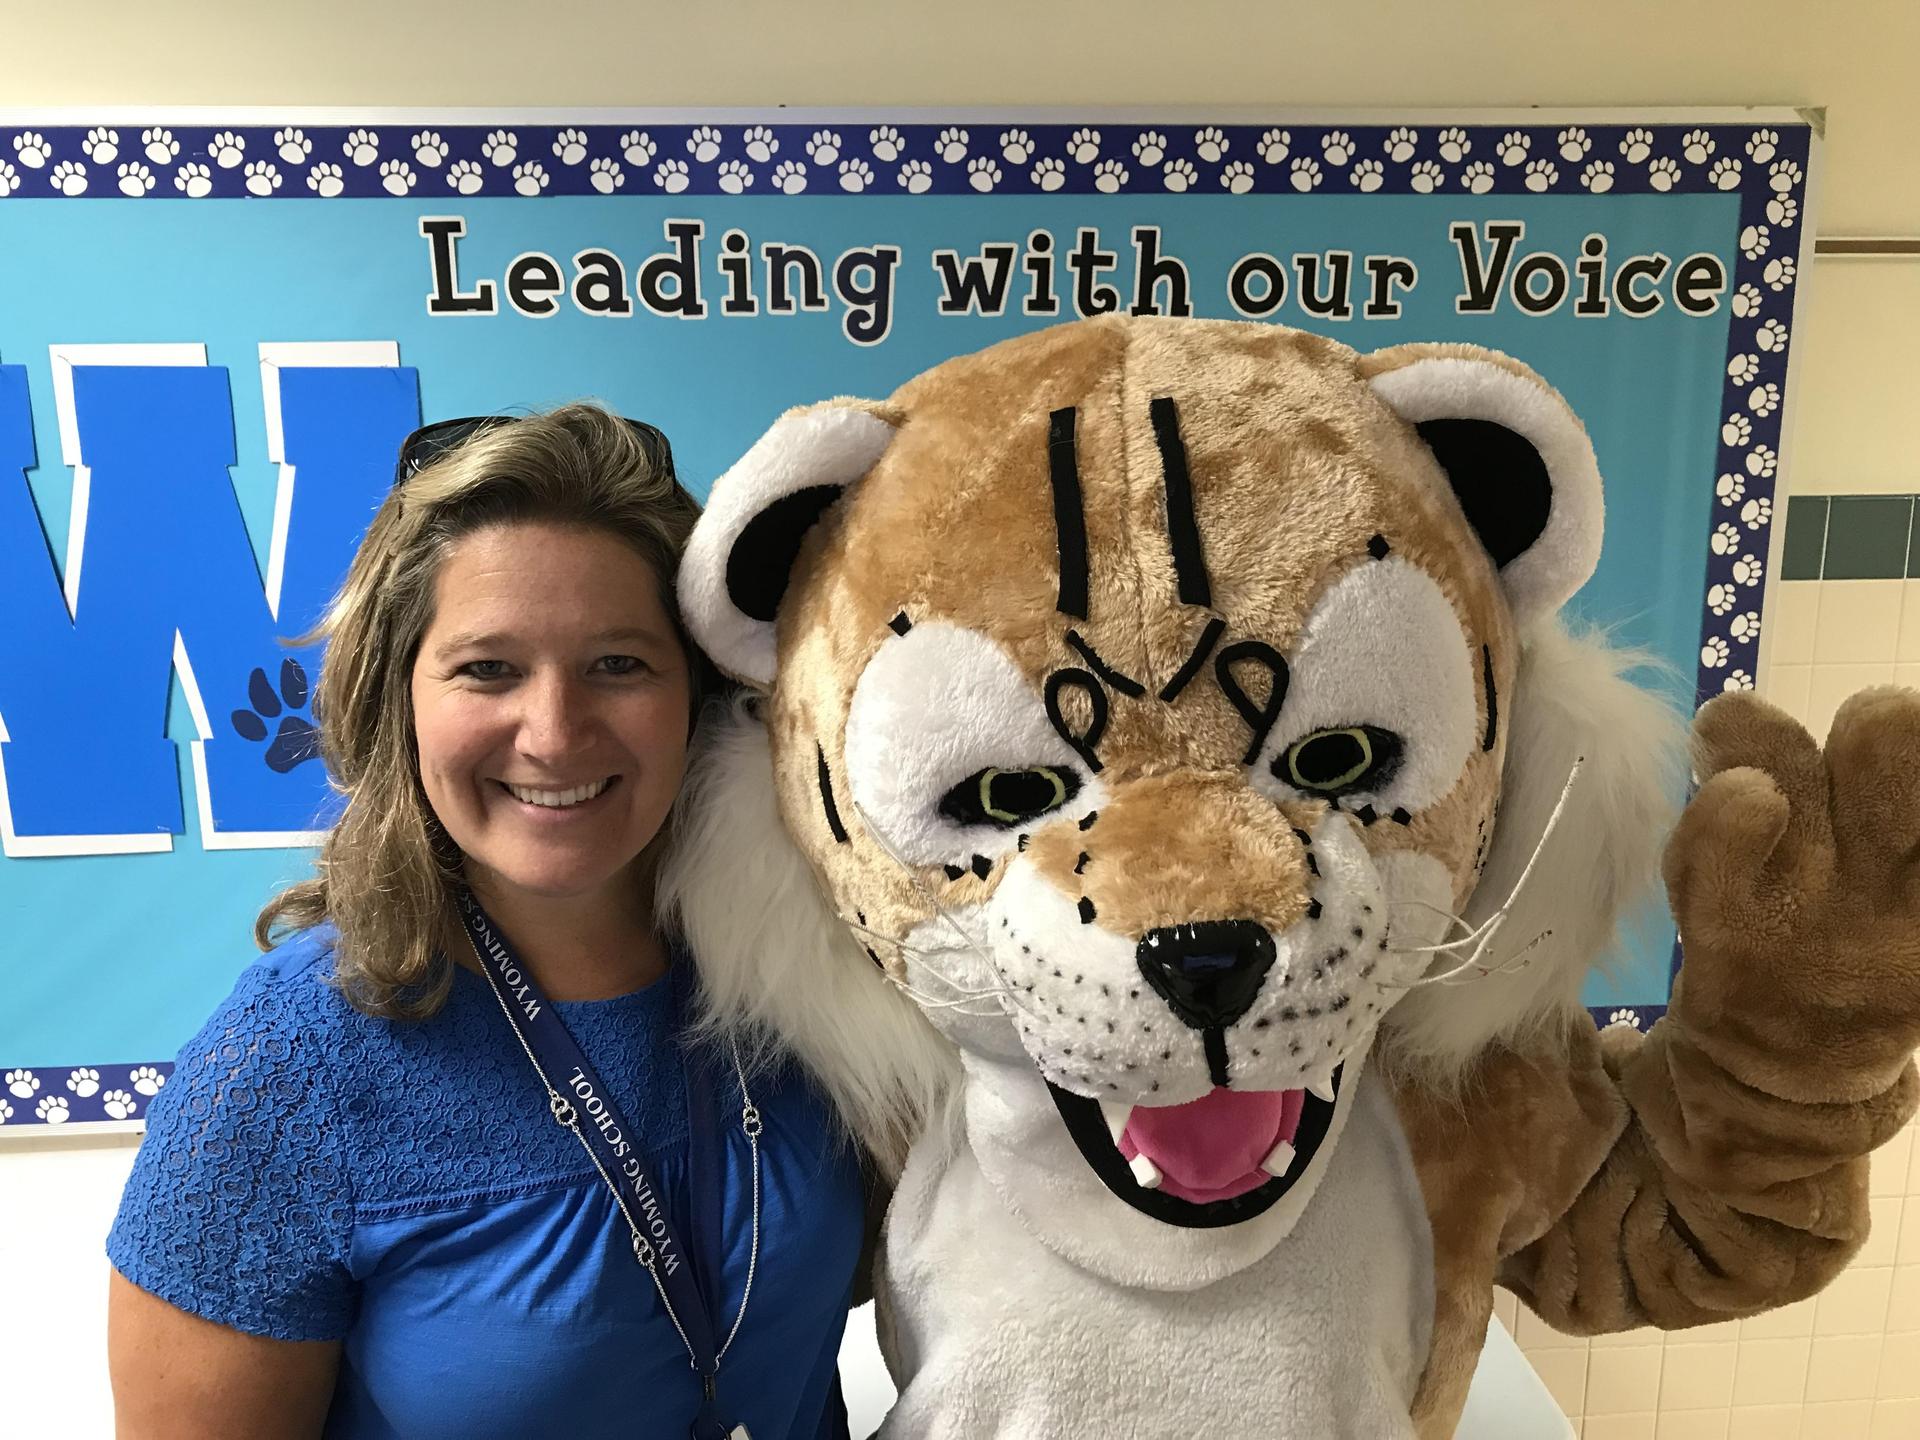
[108,926,863,1439]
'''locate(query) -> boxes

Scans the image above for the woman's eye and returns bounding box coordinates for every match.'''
[460,660,509,680]
[938,765,1081,828]
[1276,726,1404,797]
[596,655,647,676]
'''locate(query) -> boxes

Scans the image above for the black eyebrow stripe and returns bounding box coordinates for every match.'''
[1064,629,1145,699]
[1044,668,1109,774]
[1481,644,1498,752]
[1158,615,1226,702]
[816,743,850,844]
[1047,407,1090,620]
[1149,397,1211,610]
[1215,639,1289,765]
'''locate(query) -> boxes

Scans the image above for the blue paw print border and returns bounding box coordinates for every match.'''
[0,115,1806,1125]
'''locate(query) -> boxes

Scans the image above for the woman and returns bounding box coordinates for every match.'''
[107,405,864,1439]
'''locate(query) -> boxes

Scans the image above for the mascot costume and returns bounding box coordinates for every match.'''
[663,315,1920,1437]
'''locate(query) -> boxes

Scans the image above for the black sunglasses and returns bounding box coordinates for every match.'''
[391,413,679,489]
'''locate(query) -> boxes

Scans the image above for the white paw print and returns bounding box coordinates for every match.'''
[412,131,446,167]
[1132,131,1166,167]
[686,126,723,163]
[0,162,16,197]
[1351,158,1384,192]
[966,156,1000,192]
[869,126,903,162]
[512,162,549,196]
[176,162,213,197]
[1648,156,1681,192]
[35,1095,69,1124]
[589,157,624,194]
[999,129,1033,165]
[0,1099,10,1123]
[246,160,284,197]
[101,1090,137,1121]
[1764,257,1797,291]
[936,127,969,163]
[66,1067,100,1098]
[1257,128,1290,164]
[308,162,346,197]
[1748,382,1781,417]
[144,127,180,163]
[1556,126,1591,161]
[1708,583,1735,616]
[1290,156,1322,192]
[1731,282,1764,318]
[83,127,120,164]
[1716,472,1746,505]
[1221,160,1254,194]
[1700,635,1730,668]
[1068,128,1101,163]
[898,159,933,193]
[1498,131,1531,165]
[49,160,87,196]
[1722,412,1753,447]
[1410,159,1444,193]
[130,1066,166,1097]
[205,130,243,168]
[445,159,482,195]
[1193,126,1229,162]
[484,130,518,166]
[1029,157,1063,192]
[341,129,378,167]
[1682,129,1715,164]
[1619,128,1654,164]
[1384,126,1418,163]
[1608,1008,1640,1029]
[276,127,310,163]
[1740,224,1771,260]
[1747,128,1779,164]
[1722,669,1755,692]
[621,130,655,167]
[13,131,50,167]
[655,158,689,193]
[1581,160,1614,193]
[839,158,874,192]
[744,126,778,162]
[1524,158,1559,192]
[807,130,841,166]
[378,159,413,196]
[4,1069,36,1099]
[1159,155,1196,193]
[1746,445,1779,479]
[1094,158,1129,194]
[1321,130,1353,166]
[1740,497,1773,530]
[1711,522,1743,555]
[717,159,754,194]
[1436,127,1470,163]
[117,161,156,197]
[1732,551,1765,587]
[1709,157,1742,191]
[1461,161,1494,194]
[1766,194,1800,228]
[772,159,808,194]
[1728,611,1762,643]
[1755,318,1789,352]
[1727,354,1760,385]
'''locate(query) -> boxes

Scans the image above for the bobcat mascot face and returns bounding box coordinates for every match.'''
[675,316,1610,1279]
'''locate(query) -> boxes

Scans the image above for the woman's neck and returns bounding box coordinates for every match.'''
[456,870,669,1002]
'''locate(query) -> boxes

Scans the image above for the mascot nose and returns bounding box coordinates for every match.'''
[1136,921,1277,1031]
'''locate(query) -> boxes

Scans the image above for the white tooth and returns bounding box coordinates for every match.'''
[561,786,582,807]
[1307,1078,1337,1104]
[1128,1153,1162,1190]
[1261,1140,1296,1178]
[1098,1101,1132,1146]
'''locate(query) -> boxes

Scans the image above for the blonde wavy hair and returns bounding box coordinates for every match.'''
[257,402,704,1020]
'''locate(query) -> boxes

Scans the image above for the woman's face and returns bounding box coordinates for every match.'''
[410,521,692,915]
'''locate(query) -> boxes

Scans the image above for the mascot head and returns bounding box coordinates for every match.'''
[668,316,1680,1274]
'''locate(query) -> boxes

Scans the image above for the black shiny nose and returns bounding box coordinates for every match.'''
[1136,921,1277,1031]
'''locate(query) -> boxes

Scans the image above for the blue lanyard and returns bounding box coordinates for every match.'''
[459,891,757,1440]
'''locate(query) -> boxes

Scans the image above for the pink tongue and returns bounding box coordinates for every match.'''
[1120,1087,1305,1204]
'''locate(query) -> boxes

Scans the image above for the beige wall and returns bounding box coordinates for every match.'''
[2,2,1916,1435]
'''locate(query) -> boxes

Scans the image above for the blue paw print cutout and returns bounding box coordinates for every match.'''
[230,658,322,773]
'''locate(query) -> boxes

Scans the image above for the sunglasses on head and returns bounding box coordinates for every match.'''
[391,413,679,489]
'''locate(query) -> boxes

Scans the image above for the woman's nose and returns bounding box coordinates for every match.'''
[517,672,593,758]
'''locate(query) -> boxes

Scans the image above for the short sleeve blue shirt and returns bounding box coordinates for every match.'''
[108,928,863,1439]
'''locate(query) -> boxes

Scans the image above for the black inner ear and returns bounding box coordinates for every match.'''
[725,484,844,623]
[1414,418,1552,571]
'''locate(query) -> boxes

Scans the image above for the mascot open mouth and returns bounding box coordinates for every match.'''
[1047,1067,1344,1228]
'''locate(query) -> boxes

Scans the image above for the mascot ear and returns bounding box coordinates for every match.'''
[680,401,899,687]
[1363,345,1603,626]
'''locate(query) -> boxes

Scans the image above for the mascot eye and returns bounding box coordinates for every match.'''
[1276,726,1404,797]
[939,766,1081,828]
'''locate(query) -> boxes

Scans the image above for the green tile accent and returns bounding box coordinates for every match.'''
[1779,496,1828,580]
[1823,495,1915,580]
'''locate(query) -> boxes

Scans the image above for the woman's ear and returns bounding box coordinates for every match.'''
[1362,344,1604,626]
[679,400,899,687]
